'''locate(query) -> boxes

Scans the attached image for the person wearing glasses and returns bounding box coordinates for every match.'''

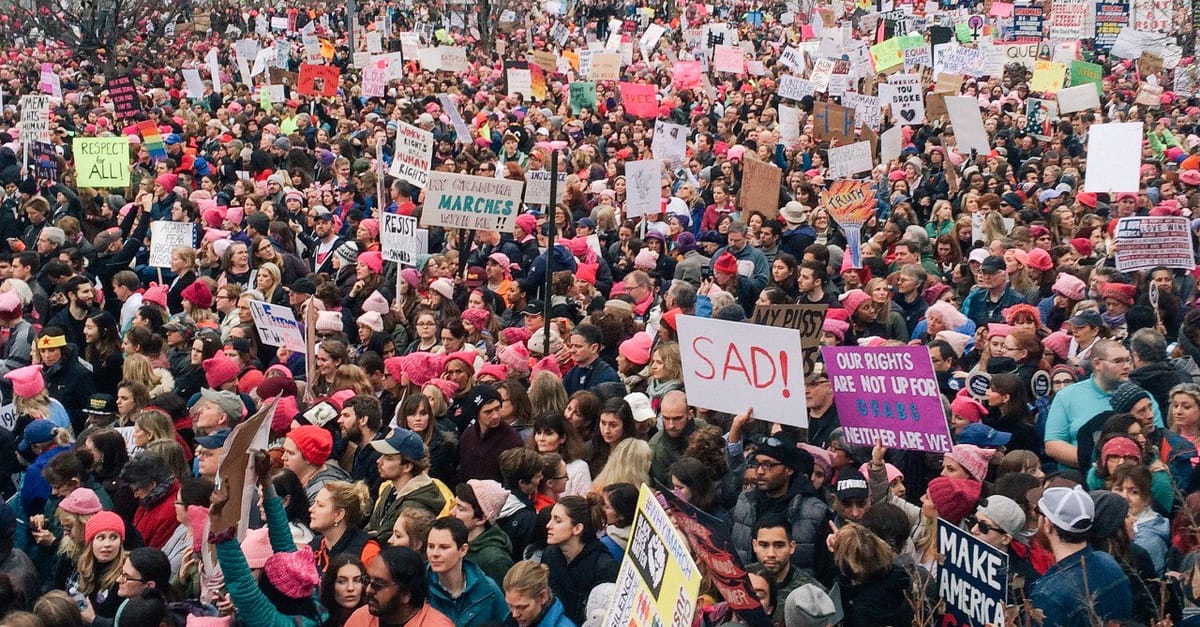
[965,496,1042,608]
[1045,340,1165,468]
[92,547,175,627]
[345,546,452,627]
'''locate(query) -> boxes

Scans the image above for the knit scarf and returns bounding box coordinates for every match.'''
[605,525,631,550]
[1102,311,1126,328]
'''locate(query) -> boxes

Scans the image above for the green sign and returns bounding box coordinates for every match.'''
[1070,60,1104,97]
[569,81,596,115]
[74,137,130,188]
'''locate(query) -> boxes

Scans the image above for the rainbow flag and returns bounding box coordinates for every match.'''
[139,121,167,161]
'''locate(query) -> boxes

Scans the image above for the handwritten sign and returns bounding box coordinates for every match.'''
[738,156,782,219]
[74,137,130,188]
[820,346,953,452]
[678,315,807,427]
[624,159,662,218]
[524,170,569,205]
[249,300,306,352]
[1113,216,1196,272]
[938,519,1008,626]
[827,141,874,179]
[777,75,815,101]
[389,122,433,188]
[19,95,50,144]
[568,81,597,114]
[149,221,195,268]
[619,82,658,118]
[888,73,926,124]
[420,172,524,232]
[380,213,423,266]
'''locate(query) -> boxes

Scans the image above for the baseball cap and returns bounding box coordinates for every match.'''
[624,392,655,423]
[957,423,1012,448]
[286,278,317,295]
[195,428,231,450]
[967,249,989,264]
[1037,485,1094,533]
[370,428,427,459]
[521,300,546,316]
[1068,310,1103,328]
[313,207,334,221]
[835,468,869,501]
[18,419,55,451]
[979,256,1006,274]
[81,393,117,415]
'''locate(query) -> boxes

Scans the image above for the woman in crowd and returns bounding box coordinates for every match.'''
[529,412,591,497]
[541,495,619,624]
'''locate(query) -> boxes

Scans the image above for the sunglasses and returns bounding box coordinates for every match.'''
[966,515,1002,536]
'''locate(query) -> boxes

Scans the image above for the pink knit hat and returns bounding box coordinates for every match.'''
[1043,331,1072,360]
[477,364,508,382]
[859,461,904,484]
[204,353,239,389]
[4,364,43,398]
[498,343,532,377]
[59,487,102,515]
[532,355,562,377]
[240,527,273,568]
[926,477,981,523]
[945,444,995,482]
[823,318,850,342]
[287,425,332,466]
[462,307,490,330]
[143,283,168,309]
[841,289,871,314]
[84,511,126,545]
[263,546,320,598]
[950,394,987,424]
[501,326,532,346]
[271,395,300,432]
[358,251,383,274]
[1052,273,1086,301]
[316,310,343,333]
[619,332,653,366]
[466,479,511,522]
[362,290,390,314]
[425,377,459,400]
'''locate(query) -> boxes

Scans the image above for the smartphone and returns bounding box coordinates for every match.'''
[700,266,712,280]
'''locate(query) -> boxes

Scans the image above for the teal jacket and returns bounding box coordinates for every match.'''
[428,560,509,625]
[214,495,327,627]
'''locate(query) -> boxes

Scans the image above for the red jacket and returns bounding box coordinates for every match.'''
[134,480,180,550]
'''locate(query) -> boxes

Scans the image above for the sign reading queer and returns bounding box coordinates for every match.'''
[938,519,1008,626]
[420,172,523,232]
[74,137,130,188]
[677,315,807,427]
[820,346,952,452]
[149,221,195,267]
[1114,216,1196,272]
[249,300,306,352]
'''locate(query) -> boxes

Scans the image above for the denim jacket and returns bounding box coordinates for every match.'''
[1030,546,1132,626]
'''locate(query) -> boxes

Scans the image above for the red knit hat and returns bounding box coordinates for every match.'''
[926,477,982,523]
[204,353,239,389]
[1101,282,1137,306]
[713,252,738,275]
[85,511,126,545]
[181,280,213,309]
[287,425,332,466]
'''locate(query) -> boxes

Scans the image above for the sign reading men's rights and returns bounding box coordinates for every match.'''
[820,346,953,452]
[380,213,423,265]
[389,122,433,188]
[149,221,196,267]
[420,172,524,232]
[73,137,130,188]
[938,519,1008,627]
[248,300,306,352]
[1114,216,1196,272]
[19,95,51,144]
[677,315,807,427]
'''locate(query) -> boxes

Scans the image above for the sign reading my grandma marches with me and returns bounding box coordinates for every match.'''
[420,172,524,233]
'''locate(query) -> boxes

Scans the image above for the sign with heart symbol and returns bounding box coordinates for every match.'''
[887,73,926,125]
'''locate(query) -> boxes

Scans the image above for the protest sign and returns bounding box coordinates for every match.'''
[420,172,524,232]
[213,397,275,538]
[32,142,57,181]
[1030,60,1066,92]
[624,159,662,217]
[827,141,874,179]
[1050,0,1089,38]
[888,74,926,124]
[812,101,855,143]
[738,156,782,220]
[677,315,807,427]
[380,213,423,266]
[297,63,339,96]
[1024,98,1058,141]
[249,300,306,352]
[438,47,469,73]
[107,75,139,120]
[1085,122,1144,193]
[751,303,828,376]
[74,137,130,188]
[1094,1,1129,49]
[938,519,1008,627]
[507,68,533,99]
[870,37,903,71]
[606,485,702,627]
[182,69,206,98]
[619,82,658,118]
[569,82,597,114]
[660,488,774,627]
[820,346,953,452]
[389,122,433,188]
[524,170,569,205]
[1113,216,1196,272]
[945,96,990,155]
[713,45,745,73]
[361,56,389,98]
[1056,83,1102,113]
[591,53,621,81]
[149,221,195,268]
[672,61,702,90]
[19,95,51,144]
[651,120,688,167]
[843,93,883,131]
[1133,0,1170,31]
[138,120,167,161]
[777,75,815,101]
[531,50,558,73]
[1070,60,1105,95]
[1012,5,1045,39]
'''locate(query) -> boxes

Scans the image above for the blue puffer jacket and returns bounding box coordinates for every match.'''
[504,596,576,627]
[427,560,509,625]
[730,475,829,571]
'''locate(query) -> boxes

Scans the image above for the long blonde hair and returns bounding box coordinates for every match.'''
[77,539,126,596]
[14,389,51,419]
[592,439,652,491]
[529,371,568,417]
[122,354,163,391]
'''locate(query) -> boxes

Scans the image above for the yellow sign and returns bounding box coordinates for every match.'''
[870,38,903,72]
[73,137,130,188]
[605,485,702,627]
[1031,60,1066,93]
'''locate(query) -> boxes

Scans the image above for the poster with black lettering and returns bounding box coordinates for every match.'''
[887,73,926,124]
[938,519,1008,626]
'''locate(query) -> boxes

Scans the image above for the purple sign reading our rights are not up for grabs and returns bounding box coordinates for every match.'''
[820,346,953,453]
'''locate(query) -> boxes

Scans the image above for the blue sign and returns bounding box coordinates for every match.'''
[937,519,1008,626]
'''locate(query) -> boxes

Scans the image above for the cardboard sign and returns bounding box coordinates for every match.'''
[420,172,524,232]
[1138,51,1164,75]
[297,63,339,96]
[524,170,569,205]
[827,141,874,179]
[1084,122,1144,193]
[390,122,433,188]
[945,96,990,155]
[569,81,597,114]
[605,486,702,627]
[380,213,423,265]
[624,159,662,217]
[619,82,658,117]
[531,50,558,73]
[74,137,130,188]
[812,101,855,142]
[738,156,782,220]
[591,52,622,80]
[107,75,140,120]
[938,519,1008,626]
[361,56,389,98]
[820,346,953,452]
[249,300,306,351]
[19,95,51,144]
[149,221,195,268]
[1114,216,1196,272]
[213,397,275,537]
[677,315,807,427]
[888,73,926,124]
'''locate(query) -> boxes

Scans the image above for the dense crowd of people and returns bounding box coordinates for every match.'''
[0,0,1193,625]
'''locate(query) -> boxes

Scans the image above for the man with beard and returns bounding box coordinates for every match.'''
[337,395,385,500]
[46,275,98,350]
[749,515,825,622]
[345,546,453,627]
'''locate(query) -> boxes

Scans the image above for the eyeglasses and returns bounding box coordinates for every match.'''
[1103,357,1132,365]
[748,458,784,471]
[966,516,1002,535]
[363,577,398,591]
[118,573,147,582]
